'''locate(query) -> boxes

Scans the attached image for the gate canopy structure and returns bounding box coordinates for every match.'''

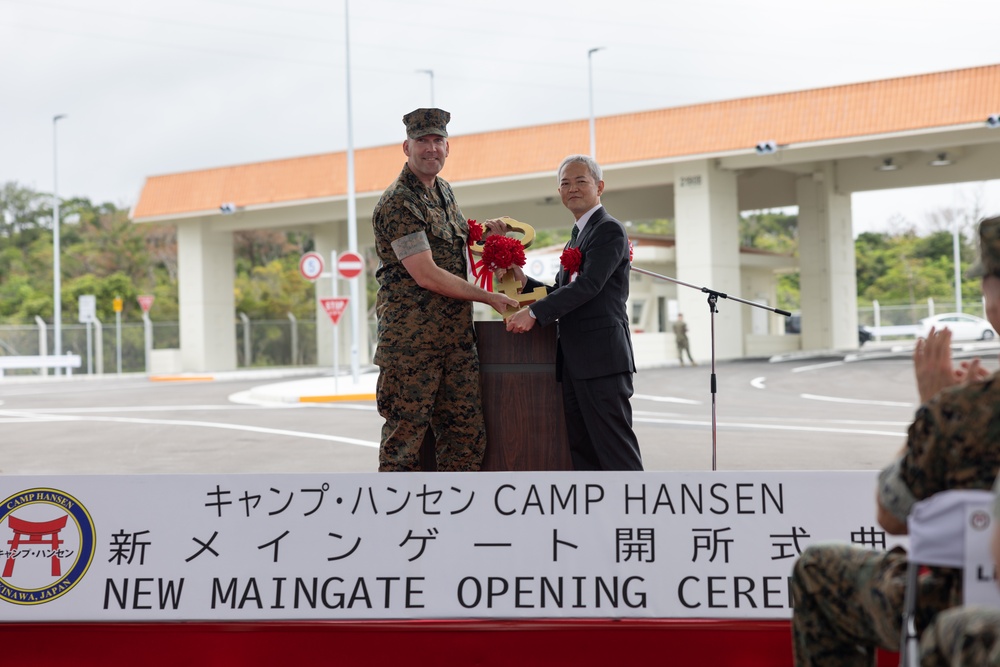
[132,64,1000,372]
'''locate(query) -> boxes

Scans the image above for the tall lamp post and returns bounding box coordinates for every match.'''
[416,69,435,106]
[52,113,67,371]
[953,212,963,315]
[587,47,604,158]
[344,0,360,382]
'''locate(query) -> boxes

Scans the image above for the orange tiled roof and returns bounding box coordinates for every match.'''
[132,64,1000,220]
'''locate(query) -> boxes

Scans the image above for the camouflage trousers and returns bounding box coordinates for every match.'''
[920,606,1000,667]
[676,341,695,364]
[791,544,958,667]
[375,344,486,472]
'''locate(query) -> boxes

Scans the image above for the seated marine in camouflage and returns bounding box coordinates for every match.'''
[919,471,1000,667]
[790,215,1000,666]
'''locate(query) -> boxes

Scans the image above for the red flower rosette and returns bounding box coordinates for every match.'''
[481,235,526,273]
[560,247,582,276]
[466,219,486,287]
[468,228,526,292]
[467,219,484,245]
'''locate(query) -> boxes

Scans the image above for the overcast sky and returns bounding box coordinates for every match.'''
[2,0,998,233]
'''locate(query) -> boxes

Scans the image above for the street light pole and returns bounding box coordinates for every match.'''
[953,212,963,315]
[344,0,360,382]
[416,69,435,106]
[52,113,67,372]
[587,47,604,158]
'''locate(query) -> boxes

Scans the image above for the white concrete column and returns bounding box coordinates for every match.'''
[314,224,341,369]
[796,165,858,350]
[313,224,372,370]
[673,160,743,360]
[177,219,236,371]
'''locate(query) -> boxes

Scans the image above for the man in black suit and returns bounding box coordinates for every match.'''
[501,154,643,471]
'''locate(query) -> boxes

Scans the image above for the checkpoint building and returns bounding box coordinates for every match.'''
[132,63,1000,373]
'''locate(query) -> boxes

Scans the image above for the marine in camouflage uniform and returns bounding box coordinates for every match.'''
[919,477,1000,667]
[372,108,516,472]
[920,605,1000,666]
[791,216,1000,667]
[672,313,696,366]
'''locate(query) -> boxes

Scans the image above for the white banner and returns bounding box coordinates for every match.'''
[0,471,905,621]
[964,500,1000,607]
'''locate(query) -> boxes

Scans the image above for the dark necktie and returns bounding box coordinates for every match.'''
[570,224,579,245]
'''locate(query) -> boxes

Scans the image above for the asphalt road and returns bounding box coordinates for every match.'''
[1,344,996,476]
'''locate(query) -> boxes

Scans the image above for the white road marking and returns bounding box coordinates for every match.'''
[751,376,766,389]
[633,394,701,405]
[0,410,379,448]
[801,393,915,408]
[0,402,375,415]
[792,361,844,373]
[633,416,905,437]
[1,393,907,446]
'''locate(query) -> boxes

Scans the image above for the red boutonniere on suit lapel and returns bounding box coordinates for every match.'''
[560,246,582,282]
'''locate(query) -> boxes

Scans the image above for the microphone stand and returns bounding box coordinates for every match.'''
[630,265,791,471]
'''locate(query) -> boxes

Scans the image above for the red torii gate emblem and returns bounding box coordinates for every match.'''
[3,515,68,578]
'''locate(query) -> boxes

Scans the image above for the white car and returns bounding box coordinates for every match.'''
[918,313,997,341]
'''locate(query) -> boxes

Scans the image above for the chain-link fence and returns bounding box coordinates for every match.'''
[235,318,318,367]
[857,298,986,328]
[0,318,325,376]
[3,299,987,376]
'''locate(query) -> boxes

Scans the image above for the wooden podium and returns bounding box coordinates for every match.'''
[418,321,572,471]
[476,320,572,471]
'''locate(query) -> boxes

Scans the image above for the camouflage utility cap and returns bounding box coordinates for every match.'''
[967,215,1000,278]
[404,108,450,139]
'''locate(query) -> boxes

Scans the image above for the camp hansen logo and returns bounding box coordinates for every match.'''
[0,488,95,605]
[970,508,993,532]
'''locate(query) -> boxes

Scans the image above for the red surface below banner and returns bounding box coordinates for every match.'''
[0,619,899,666]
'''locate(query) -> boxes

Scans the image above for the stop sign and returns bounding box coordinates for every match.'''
[137,295,155,312]
[337,252,364,279]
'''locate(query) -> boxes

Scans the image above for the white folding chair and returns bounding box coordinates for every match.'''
[899,489,997,667]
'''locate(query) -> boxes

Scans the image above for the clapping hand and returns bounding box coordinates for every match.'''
[913,327,987,404]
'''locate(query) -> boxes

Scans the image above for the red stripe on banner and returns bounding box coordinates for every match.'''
[0,619,898,666]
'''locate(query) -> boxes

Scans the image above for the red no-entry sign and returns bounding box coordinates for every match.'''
[337,252,363,279]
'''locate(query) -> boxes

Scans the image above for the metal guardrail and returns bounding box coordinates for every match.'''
[866,324,921,338]
[0,354,82,377]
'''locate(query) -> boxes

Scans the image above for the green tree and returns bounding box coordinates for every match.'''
[62,201,153,287]
[912,230,957,261]
[631,218,673,235]
[234,230,302,277]
[235,260,315,320]
[740,210,798,254]
[63,272,141,323]
[0,181,51,242]
[0,183,179,324]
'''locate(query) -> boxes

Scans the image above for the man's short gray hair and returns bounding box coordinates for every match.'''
[557,154,603,183]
